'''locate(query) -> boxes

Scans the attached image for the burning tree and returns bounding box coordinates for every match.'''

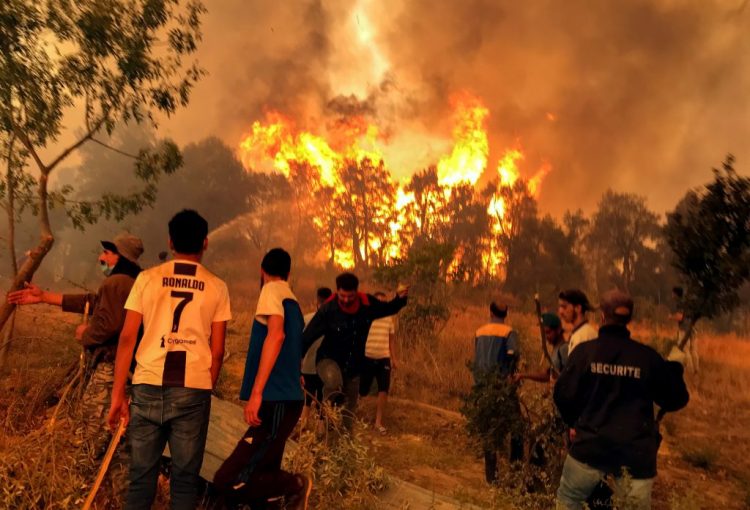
[338,158,396,268]
[0,0,205,334]
[665,155,750,349]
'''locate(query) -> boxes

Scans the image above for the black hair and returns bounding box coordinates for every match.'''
[672,286,684,298]
[316,287,333,301]
[261,248,292,280]
[558,289,591,313]
[168,210,208,254]
[490,302,508,319]
[335,272,359,291]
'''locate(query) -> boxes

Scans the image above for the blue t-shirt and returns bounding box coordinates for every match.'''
[240,281,304,402]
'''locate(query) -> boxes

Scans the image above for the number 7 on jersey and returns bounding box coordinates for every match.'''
[171,291,194,332]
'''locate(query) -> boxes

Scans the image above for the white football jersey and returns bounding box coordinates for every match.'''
[126,260,231,389]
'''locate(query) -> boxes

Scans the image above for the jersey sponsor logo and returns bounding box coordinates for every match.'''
[162,276,205,291]
[160,335,198,347]
[590,362,641,379]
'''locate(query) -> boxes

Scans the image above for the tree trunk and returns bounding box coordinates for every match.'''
[0,235,55,332]
[677,316,699,351]
[0,139,19,367]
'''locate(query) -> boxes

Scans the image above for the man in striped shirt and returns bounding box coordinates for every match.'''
[359,292,397,434]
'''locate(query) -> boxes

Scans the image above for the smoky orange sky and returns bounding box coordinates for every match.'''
[152,0,750,217]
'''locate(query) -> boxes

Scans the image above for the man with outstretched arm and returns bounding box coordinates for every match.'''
[8,233,144,454]
[554,289,689,509]
[107,209,231,510]
[213,248,311,510]
[302,273,408,431]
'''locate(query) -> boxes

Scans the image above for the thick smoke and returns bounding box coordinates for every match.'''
[161,0,750,215]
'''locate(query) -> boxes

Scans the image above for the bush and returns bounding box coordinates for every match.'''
[284,405,387,509]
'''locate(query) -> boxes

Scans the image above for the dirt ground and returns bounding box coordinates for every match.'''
[2,305,749,509]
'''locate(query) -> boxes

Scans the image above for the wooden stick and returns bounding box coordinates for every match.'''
[81,419,126,510]
[47,364,83,431]
[83,299,90,325]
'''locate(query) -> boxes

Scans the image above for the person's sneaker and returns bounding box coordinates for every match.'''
[285,474,312,510]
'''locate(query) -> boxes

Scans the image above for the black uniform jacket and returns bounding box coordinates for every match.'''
[302,293,407,378]
[554,324,689,478]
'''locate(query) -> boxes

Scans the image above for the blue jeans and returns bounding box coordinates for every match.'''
[556,455,654,509]
[126,384,211,510]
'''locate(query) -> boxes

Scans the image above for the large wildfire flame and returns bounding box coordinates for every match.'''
[238,93,550,275]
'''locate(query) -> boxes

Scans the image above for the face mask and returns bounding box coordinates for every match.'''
[99,261,114,276]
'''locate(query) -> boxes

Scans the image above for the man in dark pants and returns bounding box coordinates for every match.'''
[214,248,310,510]
[302,272,408,431]
[554,290,689,509]
[473,301,523,485]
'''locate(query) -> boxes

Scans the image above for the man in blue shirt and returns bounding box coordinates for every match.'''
[213,248,310,510]
[473,301,523,484]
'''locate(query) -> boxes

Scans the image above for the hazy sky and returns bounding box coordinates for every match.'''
[150,0,750,217]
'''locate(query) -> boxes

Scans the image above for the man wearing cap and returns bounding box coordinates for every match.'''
[516,312,568,384]
[558,289,598,353]
[473,301,523,484]
[8,232,144,452]
[553,290,689,509]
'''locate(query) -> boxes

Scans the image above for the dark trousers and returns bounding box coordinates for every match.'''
[213,401,304,506]
[484,435,524,484]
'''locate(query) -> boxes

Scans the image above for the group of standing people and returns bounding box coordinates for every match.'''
[8,206,692,510]
[472,288,690,509]
[8,208,405,510]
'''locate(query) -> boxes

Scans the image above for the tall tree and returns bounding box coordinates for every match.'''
[586,190,661,294]
[338,158,396,268]
[0,0,205,331]
[665,155,750,348]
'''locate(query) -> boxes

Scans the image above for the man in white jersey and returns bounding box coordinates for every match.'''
[558,289,597,353]
[108,209,231,510]
[359,291,397,434]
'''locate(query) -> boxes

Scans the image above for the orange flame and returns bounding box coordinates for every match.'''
[237,94,551,275]
[437,94,489,187]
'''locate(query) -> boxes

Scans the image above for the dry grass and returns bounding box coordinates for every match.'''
[2,287,750,509]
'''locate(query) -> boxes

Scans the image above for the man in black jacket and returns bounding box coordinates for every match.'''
[302,272,407,430]
[553,289,689,509]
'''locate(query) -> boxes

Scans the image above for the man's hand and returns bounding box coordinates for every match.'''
[396,285,409,298]
[512,373,524,383]
[107,395,129,431]
[244,393,263,426]
[667,346,688,366]
[569,428,577,442]
[75,324,88,341]
[390,359,398,371]
[7,282,43,305]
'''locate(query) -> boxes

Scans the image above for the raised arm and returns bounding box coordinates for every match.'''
[368,290,408,321]
[7,282,65,307]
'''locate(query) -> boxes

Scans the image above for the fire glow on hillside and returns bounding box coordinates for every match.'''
[238,92,550,277]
